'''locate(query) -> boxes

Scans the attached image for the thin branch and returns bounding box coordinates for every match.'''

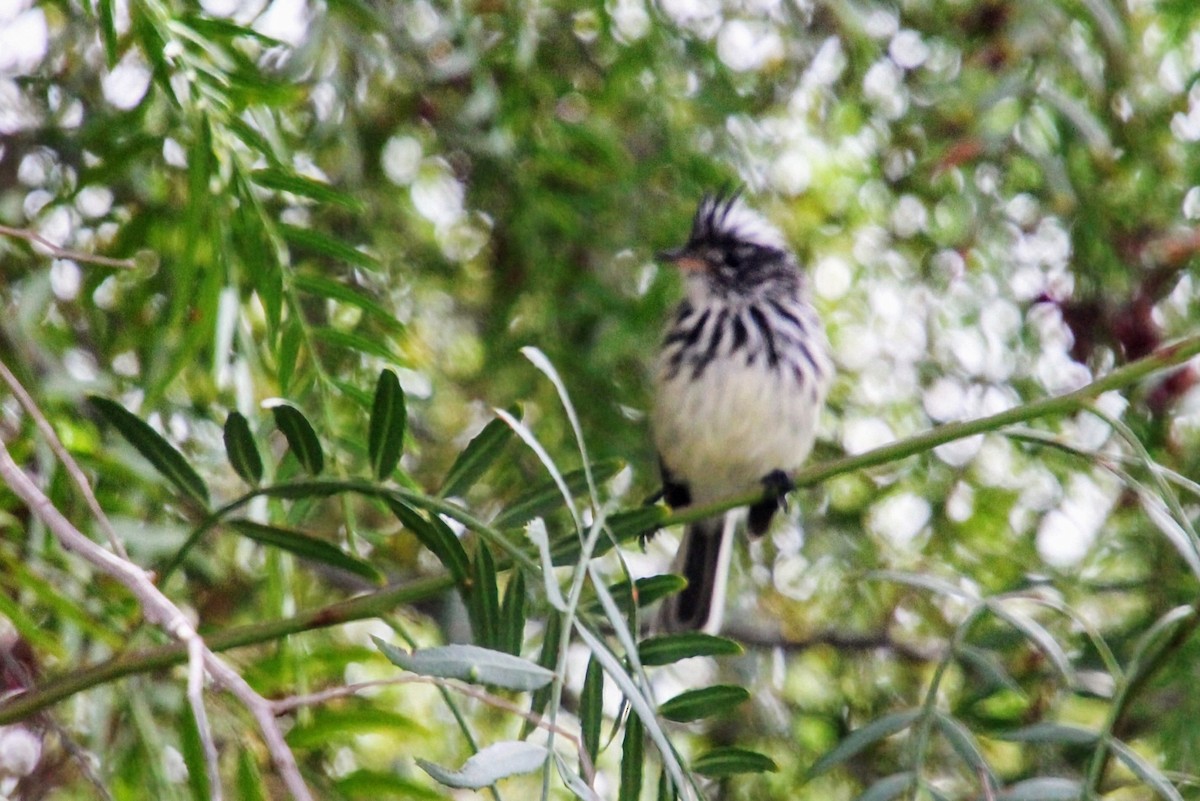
[0,357,128,558]
[0,440,313,801]
[721,624,941,663]
[0,573,456,724]
[0,224,139,269]
[186,638,222,801]
[661,336,1200,530]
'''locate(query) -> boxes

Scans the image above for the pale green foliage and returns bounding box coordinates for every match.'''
[3,0,1200,799]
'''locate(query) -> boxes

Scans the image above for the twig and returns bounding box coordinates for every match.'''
[186,638,222,801]
[0,440,313,801]
[0,357,128,558]
[273,675,597,784]
[0,224,139,269]
[721,624,941,663]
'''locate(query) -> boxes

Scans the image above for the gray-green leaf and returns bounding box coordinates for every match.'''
[374,639,554,692]
[417,740,547,789]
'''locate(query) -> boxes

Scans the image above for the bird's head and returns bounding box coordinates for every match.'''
[658,191,795,296]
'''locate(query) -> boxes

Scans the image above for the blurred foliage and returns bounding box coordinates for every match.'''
[3,0,1200,798]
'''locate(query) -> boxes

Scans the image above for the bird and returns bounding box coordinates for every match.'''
[652,190,832,633]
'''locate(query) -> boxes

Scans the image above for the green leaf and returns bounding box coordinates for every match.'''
[311,327,399,363]
[954,644,1022,692]
[334,770,442,800]
[996,778,1082,801]
[1109,738,1184,801]
[993,723,1098,744]
[933,713,994,784]
[499,570,527,656]
[373,639,555,692]
[286,706,425,748]
[523,614,562,738]
[590,574,687,617]
[417,741,547,790]
[808,709,921,778]
[89,396,209,506]
[292,272,402,332]
[250,168,364,212]
[467,543,500,648]
[656,766,674,801]
[659,685,750,722]
[439,416,515,499]
[227,519,382,583]
[280,223,377,270]
[368,369,406,480]
[859,773,915,801]
[179,705,211,801]
[691,747,777,777]
[276,319,303,393]
[259,482,343,501]
[580,656,603,769]
[271,403,324,476]
[618,713,643,801]
[494,459,625,530]
[637,633,743,666]
[97,0,117,64]
[235,749,269,801]
[223,412,263,485]
[387,499,469,581]
[987,599,1074,681]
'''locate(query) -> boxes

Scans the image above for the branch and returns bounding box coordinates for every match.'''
[0,573,455,724]
[0,441,313,801]
[722,623,941,664]
[0,357,128,557]
[0,224,140,269]
[661,336,1200,529]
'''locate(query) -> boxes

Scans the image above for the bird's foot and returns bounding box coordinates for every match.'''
[748,469,794,536]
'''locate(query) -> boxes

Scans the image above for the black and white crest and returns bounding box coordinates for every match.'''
[689,190,789,254]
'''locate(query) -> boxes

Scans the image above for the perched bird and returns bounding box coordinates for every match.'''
[652,191,832,633]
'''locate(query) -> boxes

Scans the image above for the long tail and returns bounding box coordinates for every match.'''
[657,515,735,634]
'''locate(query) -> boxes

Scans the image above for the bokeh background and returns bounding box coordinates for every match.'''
[3,0,1200,798]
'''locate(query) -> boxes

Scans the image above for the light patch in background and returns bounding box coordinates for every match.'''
[1036,473,1115,567]
[868,492,931,548]
[411,160,464,226]
[717,20,782,72]
[254,0,310,46]
[76,186,114,219]
[610,0,650,43]
[842,416,893,454]
[102,50,151,110]
[49,260,81,301]
[0,6,46,75]
[888,29,929,70]
[812,255,851,300]
[1184,186,1200,220]
[382,135,423,185]
[771,149,812,195]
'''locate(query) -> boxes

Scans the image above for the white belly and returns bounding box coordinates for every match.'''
[652,354,825,506]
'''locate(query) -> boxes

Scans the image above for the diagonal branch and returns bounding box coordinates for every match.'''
[0,440,314,801]
[661,336,1200,529]
[0,358,128,557]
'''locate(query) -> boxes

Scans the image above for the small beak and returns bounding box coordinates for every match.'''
[657,247,706,272]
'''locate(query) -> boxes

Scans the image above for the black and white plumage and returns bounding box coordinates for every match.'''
[653,192,832,633]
